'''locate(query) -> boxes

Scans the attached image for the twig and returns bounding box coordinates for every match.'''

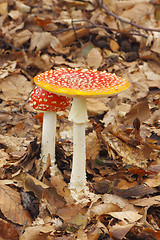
[97,0,160,33]
[73,19,148,38]
[0,37,28,51]
[52,20,148,38]
[71,18,83,46]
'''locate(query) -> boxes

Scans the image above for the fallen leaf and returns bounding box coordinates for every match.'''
[87,98,108,116]
[0,149,9,167]
[90,202,120,217]
[0,61,17,79]
[0,184,32,225]
[86,132,101,161]
[0,2,8,16]
[0,74,33,101]
[102,130,147,167]
[8,10,22,20]
[15,1,30,13]
[29,32,57,51]
[109,39,120,52]
[109,222,134,240]
[151,32,160,54]
[144,172,160,187]
[142,62,160,88]
[123,100,151,125]
[0,134,29,152]
[19,224,54,240]
[0,218,19,239]
[88,221,108,239]
[51,174,74,204]
[87,48,103,69]
[42,187,66,216]
[57,204,83,222]
[109,210,142,223]
[130,195,160,207]
[13,30,32,48]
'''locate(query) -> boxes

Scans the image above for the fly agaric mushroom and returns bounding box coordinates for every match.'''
[30,86,70,176]
[34,68,129,194]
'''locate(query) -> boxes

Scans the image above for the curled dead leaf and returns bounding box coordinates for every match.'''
[90,202,120,217]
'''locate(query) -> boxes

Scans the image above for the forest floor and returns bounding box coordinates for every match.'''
[0,0,160,239]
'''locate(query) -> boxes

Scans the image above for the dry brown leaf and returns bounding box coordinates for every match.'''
[109,211,142,223]
[0,2,8,16]
[145,109,160,125]
[21,52,53,73]
[8,10,22,20]
[42,187,66,216]
[13,30,32,48]
[19,224,54,240]
[151,32,160,54]
[142,62,160,88]
[0,74,33,101]
[113,184,157,198]
[87,48,103,69]
[54,55,83,68]
[87,221,108,240]
[87,98,108,116]
[115,103,131,118]
[102,194,139,213]
[77,229,88,240]
[0,218,19,239]
[25,175,49,189]
[116,0,146,13]
[24,177,48,200]
[109,222,134,240]
[0,61,17,79]
[121,67,149,100]
[109,39,120,52]
[0,149,9,167]
[120,2,154,27]
[102,109,118,127]
[66,212,88,227]
[29,32,56,51]
[57,204,81,222]
[102,130,148,167]
[0,134,29,152]
[144,172,160,187]
[130,195,160,207]
[0,184,32,225]
[123,100,151,125]
[15,1,30,13]
[51,174,74,204]
[86,132,101,161]
[90,202,120,217]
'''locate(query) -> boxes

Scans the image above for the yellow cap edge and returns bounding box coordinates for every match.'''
[34,79,129,98]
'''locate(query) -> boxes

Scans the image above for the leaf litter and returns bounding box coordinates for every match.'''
[0,0,160,239]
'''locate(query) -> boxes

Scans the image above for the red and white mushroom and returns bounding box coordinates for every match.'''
[34,68,129,196]
[30,86,70,176]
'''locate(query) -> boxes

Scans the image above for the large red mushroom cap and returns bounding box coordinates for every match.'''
[30,86,70,111]
[34,68,129,98]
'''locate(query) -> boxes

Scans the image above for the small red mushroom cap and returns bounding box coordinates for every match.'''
[30,86,70,112]
[34,68,129,98]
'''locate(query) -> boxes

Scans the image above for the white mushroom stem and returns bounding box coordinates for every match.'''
[68,98,88,192]
[41,111,57,175]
